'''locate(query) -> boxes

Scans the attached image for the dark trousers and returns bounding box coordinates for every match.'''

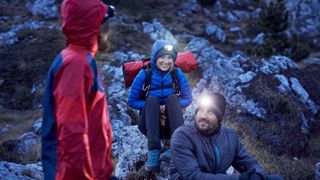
[138,94,184,150]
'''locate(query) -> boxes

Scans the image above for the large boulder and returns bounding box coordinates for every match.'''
[114,125,147,179]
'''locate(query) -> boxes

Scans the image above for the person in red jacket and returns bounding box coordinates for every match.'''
[41,0,115,179]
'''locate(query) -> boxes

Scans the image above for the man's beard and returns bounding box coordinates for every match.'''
[195,118,220,136]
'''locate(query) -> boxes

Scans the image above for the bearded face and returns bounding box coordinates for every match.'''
[195,106,220,134]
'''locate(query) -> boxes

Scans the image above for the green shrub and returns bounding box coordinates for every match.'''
[248,0,310,62]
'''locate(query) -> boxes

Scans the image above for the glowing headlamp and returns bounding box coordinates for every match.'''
[164,44,173,51]
[198,94,214,108]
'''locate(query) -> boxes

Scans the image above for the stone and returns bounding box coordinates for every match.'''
[184,37,210,54]
[238,71,256,83]
[0,20,58,47]
[253,33,264,44]
[274,74,290,93]
[307,99,319,115]
[0,161,42,179]
[32,119,42,135]
[27,0,58,19]
[205,24,226,42]
[115,126,148,179]
[16,132,37,154]
[290,77,309,103]
[234,38,251,45]
[302,57,320,65]
[226,11,238,22]
[260,56,298,75]
[316,162,320,180]
[127,51,145,61]
[0,125,10,134]
[110,51,129,64]
[142,19,177,45]
[241,99,266,119]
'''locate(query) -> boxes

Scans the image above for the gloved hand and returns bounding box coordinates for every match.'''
[239,169,255,180]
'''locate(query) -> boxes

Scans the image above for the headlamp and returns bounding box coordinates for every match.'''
[198,94,214,108]
[102,5,115,23]
[164,44,173,51]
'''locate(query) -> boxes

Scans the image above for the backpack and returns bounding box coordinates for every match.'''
[140,67,180,100]
[122,51,197,88]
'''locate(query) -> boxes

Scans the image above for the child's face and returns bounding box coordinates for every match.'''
[156,55,174,71]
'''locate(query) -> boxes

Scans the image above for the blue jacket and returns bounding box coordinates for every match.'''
[169,122,265,180]
[128,40,192,110]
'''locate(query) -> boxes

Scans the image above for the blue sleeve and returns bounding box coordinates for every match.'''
[171,128,239,180]
[231,129,266,178]
[128,69,146,110]
[177,68,192,108]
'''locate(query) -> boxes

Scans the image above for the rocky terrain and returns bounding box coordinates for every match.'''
[1,0,320,179]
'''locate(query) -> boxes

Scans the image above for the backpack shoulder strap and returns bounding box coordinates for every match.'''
[170,67,180,96]
[141,68,152,99]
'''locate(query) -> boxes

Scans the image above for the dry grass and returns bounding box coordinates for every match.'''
[239,125,318,180]
[0,138,41,164]
[0,109,42,144]
[0,109,42,163]
[0,28,64,109]
[224,110,320,180]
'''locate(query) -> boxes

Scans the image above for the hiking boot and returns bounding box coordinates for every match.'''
[159,148,171,162]
[145,149,160,172]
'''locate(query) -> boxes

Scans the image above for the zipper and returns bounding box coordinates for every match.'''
[161,71,169,98]
[213,143,220,172]
[161,75,164,98]
[210,137,220,172]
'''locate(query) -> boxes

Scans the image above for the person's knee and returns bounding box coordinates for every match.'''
[166,94,179,104]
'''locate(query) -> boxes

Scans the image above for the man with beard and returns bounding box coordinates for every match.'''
[169,92,284,180]
[41,0,115,179]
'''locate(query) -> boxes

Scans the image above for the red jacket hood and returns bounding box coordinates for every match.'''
[61,0,108,55]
